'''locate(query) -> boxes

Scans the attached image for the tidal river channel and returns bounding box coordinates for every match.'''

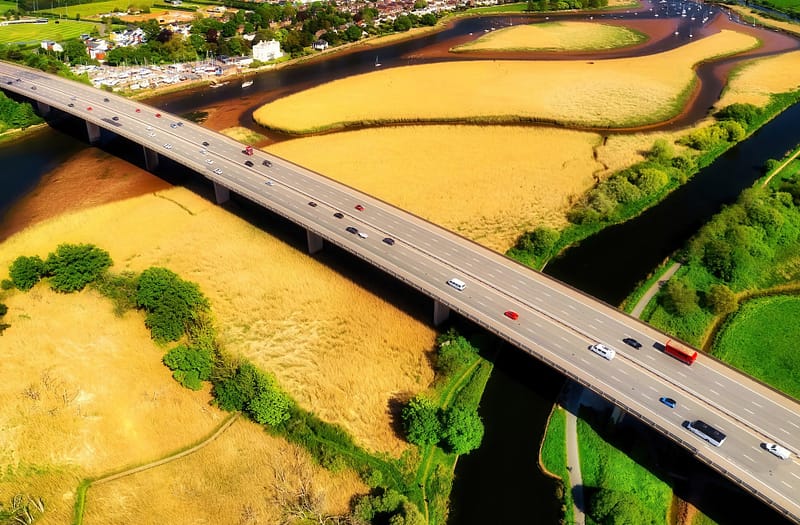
[1,4,799,523]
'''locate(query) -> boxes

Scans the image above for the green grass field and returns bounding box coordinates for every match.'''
[34,0,154,19]
[757,0,800,10]
[0,0,18,12]
[713,295,800,399]
[0,19,99,44]
[540,407,574,525]
[578,415,672,524]
[466,2,529,13]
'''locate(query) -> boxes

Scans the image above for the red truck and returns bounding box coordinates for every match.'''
[244,145,254,155]
[664,339,697,365]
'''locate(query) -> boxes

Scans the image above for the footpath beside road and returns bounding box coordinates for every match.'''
[563,261,682,523]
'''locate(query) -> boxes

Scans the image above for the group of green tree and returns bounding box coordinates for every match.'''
[527,0,608,11]
[401,330,486,455]
[4,243,492,524]
[508,96,800,270]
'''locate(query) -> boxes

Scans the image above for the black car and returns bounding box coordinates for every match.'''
[103,97,109,102]
[333,212,344,219]
[623,337,643,349]
[244,160,254,167]
[346,226,358,234]
[68,103,74,107]
[382,237,395,246]
[5,81,11,85]
[308,201,318,207]
[262,159,272,167]
[112,116,119,121]
[202,141,209,147]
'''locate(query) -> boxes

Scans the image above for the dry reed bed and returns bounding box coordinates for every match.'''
[268,125,604,251]
[718,49,800,108]
[451,21,646,52]
[83,417,365,525]
[254,30,758,133]
[0,187,435,458]
[0,288,223,523]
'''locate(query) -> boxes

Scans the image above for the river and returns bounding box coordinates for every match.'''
[1,6,798,524]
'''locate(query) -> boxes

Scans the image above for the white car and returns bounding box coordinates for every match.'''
[163,143,172,150]
[764,443,791,460]
[213,168,223,175]
[205,159,214,164]
[265,179,274,186]
[589,343,616,360]
[357,232,368,239]
[199,148,207,155]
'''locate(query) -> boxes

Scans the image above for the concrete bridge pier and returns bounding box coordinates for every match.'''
[433,300,450,326]
[143,146,159,171]
[307,230,324,254]
[36,101,50,116]
[610,405,626,425]
[213,182,230,204]
[86,121,101,144]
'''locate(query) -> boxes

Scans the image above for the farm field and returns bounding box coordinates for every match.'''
[718,49,800,108]
[84,417,365,524]
[713,295,800,400]
[0,186,436,457]
[0,19,99,45]
[451,21,646,52]
[254,30,758,133]
[33,0,154,19]
[267,125,605,251]
[0,287,225,523]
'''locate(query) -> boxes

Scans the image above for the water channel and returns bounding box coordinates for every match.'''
[1,5,799,523]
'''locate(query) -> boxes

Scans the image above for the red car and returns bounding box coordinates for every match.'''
[155,113,161,118]
[355,204,365,211]
[135,108,141,113]
[86,106,92,111]
[504,310,519,320]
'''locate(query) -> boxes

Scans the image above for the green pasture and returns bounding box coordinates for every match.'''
[0,19,98,45]
[0,0,18,12]
[713,295,800,400]
[34,0,154,19]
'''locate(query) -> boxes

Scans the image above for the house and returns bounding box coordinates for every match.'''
[252,39,282,61]
[312,39,328,51]
[40,40,63,53]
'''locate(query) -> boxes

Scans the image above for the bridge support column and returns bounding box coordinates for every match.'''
[86,121,101,144]
[36,101,50,116]
[433,300,450,326]
[307,230,324,254]
[143,146,159,171]
[610,405,626,425]
[213,182,230,204]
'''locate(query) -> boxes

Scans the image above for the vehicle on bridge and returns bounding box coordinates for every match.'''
[447,278,466,291]
[664,339,697,365]
[685,419,726,447]
[763,442,791,460]
[244,145,254,156]
[589,343,616,360]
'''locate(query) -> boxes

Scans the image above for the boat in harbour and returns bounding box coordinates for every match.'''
[242,80,253,88]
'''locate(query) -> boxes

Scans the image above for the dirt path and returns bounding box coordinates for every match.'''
[762,147,800,187]
[631,262,682,318]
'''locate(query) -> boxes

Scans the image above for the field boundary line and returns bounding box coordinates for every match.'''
[762,146,800,187]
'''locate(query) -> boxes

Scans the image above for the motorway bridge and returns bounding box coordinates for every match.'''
[2,61,799,523]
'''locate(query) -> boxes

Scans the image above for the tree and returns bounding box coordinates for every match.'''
[702,238,735,282]
[716,103,760,128]
[344,24,362,42]
[435,331,477,377]
[706,284,737,315]
[62,38,90,64]
[516,226,560,257]
[590,490,656,525]
[441,406,484,454]
[647,138,674,165]
[213,361,259,411]
[8,255,45,290]
[402,396,442,445]
[661,278,698,315]
[136,267,208,342]
[45,244,112,293]
[393,15,412,32]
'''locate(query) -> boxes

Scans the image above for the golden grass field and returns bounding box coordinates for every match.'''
[253,30,758,133]
[0,287,224,523]
[717,49,800,108]
[267,125,604,250]
[728,4,800,37]
[83,417,365,525]
[0,187,436,460]
[451,21,646,52]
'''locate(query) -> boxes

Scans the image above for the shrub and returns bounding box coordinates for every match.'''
[1,279,14,290]
[661,278,698,315]
[762,158,781,174]
[647,139,674,165]
[715,103,760,128]
[516,226,560,257]
[603,176,642,204]
[212,360,259,412]
[705,284,737,315]
[45,244,112,292]
[163,344,213,390]
[246,368,292,427]
[0,303,7,316]
[401,396,442,446]
[679,124,729,150]
[9,255,45,290]
[631,167,669,194]
[435,332,476,377]
[719,120,746,142]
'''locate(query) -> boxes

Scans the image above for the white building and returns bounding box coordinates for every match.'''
[252,39,282,62]
[40,40,63,52]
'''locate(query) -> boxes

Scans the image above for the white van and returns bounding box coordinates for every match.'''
[589,343,616,360]
[447,278,466,291]
[764,443,791,460]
